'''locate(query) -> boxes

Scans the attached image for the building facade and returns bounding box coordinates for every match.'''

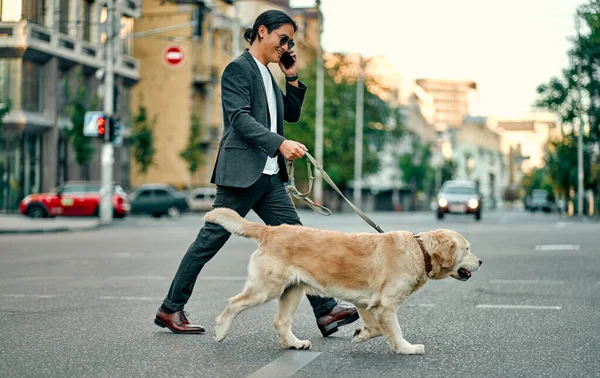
[130,0,322,189]
[450,116,507,209]
[0,0,140,211]
[415,78,478,130]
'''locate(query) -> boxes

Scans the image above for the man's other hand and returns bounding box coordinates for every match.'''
[279,140,307,160]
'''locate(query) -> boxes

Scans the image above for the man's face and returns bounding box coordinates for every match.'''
[257,24,295,64]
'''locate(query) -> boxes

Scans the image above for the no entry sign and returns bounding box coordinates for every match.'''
[164,45,185,67]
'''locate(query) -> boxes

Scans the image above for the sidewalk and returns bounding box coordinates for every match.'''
[0,214,102,234]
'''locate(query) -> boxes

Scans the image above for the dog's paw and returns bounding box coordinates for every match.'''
[395,343,425,355]
[287,340,312,350]
[352,328,365,343]
[213,326,227,342]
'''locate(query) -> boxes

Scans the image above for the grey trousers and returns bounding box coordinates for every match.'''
[162,173,337,318]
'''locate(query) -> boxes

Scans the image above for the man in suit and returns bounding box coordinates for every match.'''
[155,9,359,337]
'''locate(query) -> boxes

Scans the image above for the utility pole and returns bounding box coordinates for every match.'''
[232,1,241,57]
[101,0,116,224]
[576,12,585,217]
[314,0,324,205]
[354,57,364,206]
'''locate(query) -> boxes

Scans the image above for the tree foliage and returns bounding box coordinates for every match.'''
[284,53,404,193]
[64,74,97,180]
[131,105,156,175]
[180,113,204,178]
[536,0,600,200]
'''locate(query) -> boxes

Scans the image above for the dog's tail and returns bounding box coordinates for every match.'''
[203,208,264,241]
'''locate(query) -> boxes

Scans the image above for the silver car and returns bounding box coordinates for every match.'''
[436,180,482,221]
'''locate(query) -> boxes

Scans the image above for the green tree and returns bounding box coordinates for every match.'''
[398,140,434,195]
[64,75,97,180]
[180,113,204,182]
[546,132,593,201]
[131,104,156,176]
[285,53,404,195]
[536,1,600,142]
[0,99,11,134]
[536,0,600,205]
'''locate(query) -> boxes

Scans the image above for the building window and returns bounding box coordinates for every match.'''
[57,134,68,186]
[21,60,44,113]
[119,85,131,120]
[21,0,46,25]
[120,16,134,56]
[59,0,69,34]
[0,59,10,103]
[57,68,70,116]
[23,133,41,196]
[83,0,93,42]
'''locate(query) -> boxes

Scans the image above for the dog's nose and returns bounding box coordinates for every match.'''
[478,259,483,266]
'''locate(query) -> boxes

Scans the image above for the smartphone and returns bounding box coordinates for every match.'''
[280,52,296,69]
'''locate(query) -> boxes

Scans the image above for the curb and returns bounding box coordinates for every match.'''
[0,223,109,235]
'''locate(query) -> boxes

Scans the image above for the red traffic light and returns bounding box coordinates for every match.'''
[97,117,106,136]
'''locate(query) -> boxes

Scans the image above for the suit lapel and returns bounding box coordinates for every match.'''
[242,50,283,135]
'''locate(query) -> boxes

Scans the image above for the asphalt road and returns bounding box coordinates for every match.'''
[1,210,599,378]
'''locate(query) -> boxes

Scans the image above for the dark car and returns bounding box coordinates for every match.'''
[525,189,553,212]
[436,180,482,221]
[128,184,189,218]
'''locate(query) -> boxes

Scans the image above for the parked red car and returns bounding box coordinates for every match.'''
[19,182,130,218]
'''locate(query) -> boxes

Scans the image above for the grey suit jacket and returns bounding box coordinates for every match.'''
[210,50,307,188]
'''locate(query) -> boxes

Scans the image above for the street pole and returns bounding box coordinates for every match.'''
[314,0,324,205]
[576,13,585,217]
[101,0,115,224]
[232,2,240,57]
[354,58,364,206]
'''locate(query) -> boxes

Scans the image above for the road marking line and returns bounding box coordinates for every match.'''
[534,245,580,251]
[555,222,567,228]
[98,296,162,301]
[247,351,321,378]
[199,276,247,281]
[476,304,562,310]
[406,303,436,308]
[490,279,565,285]
[0,294,57,299]
[108,276,167,280]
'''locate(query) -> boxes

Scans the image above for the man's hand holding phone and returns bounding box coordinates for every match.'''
[279,50,297,81]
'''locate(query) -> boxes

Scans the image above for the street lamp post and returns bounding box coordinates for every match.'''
[575,12,585,217]
[354,58,364,206]
[314,0,324,205]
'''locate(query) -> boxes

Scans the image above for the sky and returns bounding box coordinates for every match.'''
[290,0,586,119]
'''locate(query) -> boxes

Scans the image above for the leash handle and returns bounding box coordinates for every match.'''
[286,152,385,234]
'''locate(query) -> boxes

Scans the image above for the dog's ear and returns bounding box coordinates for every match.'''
[429,233,456,277]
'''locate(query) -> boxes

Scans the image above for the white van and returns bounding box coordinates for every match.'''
[186,187,217,212]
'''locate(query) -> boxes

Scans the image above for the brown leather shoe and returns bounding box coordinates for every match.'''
[154,309,205,334]
[317,305,360,337]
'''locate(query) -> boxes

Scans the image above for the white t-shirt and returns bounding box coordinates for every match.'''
[252,56,279,175]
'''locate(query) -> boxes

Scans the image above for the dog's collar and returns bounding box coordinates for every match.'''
[414,234,432,277]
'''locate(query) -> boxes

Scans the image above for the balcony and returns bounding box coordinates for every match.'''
[0,21,139,82]
[122,0,142,18]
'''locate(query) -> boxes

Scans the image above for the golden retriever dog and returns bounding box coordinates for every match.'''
[205,208,482,354]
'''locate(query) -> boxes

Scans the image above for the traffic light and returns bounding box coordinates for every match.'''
[83,111,122,145]
[97,115,107,138]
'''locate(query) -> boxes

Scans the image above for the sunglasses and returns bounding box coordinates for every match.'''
[271,30,295,50]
